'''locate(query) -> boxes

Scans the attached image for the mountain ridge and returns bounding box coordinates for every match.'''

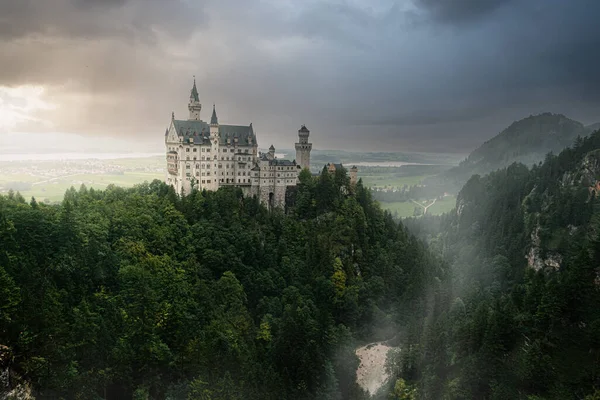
[431,112,595,190]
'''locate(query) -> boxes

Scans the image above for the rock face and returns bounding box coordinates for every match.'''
[355,343,392,397]
[0,345,34,400]
[526,226,562,271]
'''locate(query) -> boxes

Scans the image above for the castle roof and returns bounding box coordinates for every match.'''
[172,119,256,146]
[269,159,296,166]
[299,125,309,133]
[191,79,199,102]
[210,104,218,125]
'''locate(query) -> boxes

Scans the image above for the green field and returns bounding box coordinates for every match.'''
[357,164,454,189]
[361,174,430,188]
[14,172,163,202]
[378,196,457,218]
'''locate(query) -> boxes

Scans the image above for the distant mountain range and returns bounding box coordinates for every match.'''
[430,113,600,190]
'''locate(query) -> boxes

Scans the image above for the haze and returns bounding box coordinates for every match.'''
[1,0,599,154]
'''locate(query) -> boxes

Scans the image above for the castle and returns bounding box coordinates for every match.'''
[164,79,312,209]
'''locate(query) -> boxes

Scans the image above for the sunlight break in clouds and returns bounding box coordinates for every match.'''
[0,85,57,131]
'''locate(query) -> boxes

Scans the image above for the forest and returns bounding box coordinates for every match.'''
[0,167,441,399]
[397,132,600,399]
[1,131,600,399]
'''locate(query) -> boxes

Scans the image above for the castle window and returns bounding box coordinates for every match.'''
[186,148,190,152]
[193,148,197,152]
[207,180,211,183]
[202,180,205,183]
[193,157,196,161]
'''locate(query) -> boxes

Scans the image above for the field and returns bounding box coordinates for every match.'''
[361,174,430,188]
[378,195,457,218]
[358,164,452,189]
[0,156,165,203]
[13,172,164,202]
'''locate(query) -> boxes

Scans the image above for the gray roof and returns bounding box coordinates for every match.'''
[191,79,199,102]
[210,105,218,125]
[270,159,296,166]
[172,119,256,146]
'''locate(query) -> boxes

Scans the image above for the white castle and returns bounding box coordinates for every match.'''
[164,79,312,209]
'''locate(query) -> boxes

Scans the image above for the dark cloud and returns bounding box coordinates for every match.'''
[0,0,598,153]
[414,0,516,24]
[0,0,203,41]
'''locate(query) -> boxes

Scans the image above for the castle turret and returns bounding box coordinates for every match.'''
[210,104,218,125]
[295,125,312,170]
[188,78,202,120]
[268,144,275,160]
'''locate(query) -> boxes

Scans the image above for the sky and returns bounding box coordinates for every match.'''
[0,0,599,154]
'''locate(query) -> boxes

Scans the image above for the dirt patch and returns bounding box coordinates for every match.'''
[355,343,392,396]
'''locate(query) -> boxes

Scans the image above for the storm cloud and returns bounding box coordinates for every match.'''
[0,0,598,153]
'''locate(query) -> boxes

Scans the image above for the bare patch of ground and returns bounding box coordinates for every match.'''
[355,343,392,396]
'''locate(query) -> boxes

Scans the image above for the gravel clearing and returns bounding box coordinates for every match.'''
[355,343,392,396]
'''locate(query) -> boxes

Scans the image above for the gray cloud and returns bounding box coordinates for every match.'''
[0,0,598,153]
[0,0,203,42]
[414,0,515,24]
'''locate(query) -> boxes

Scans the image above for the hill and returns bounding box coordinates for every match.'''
[395,130,600,399]
[0,169,442,399]
[430,113,591,191]
[586,122,600,132]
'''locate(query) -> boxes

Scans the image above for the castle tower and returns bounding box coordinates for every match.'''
[210,104,218,126]
[268,144,275,160]
[295,125,312,170]
[188,78,202,120]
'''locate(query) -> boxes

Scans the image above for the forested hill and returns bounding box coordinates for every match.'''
[431,113,591,191]
[397,129,600,399]
[0,168,443,399]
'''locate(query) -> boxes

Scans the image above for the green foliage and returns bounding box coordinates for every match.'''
[0,169,437,399]
[396,129,600,399]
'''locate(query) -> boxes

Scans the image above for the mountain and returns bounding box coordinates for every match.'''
[431,113,592,190]
[397,130,600,399]
[586,122,600,132]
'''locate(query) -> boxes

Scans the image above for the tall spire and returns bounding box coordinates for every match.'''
[190,76,199,102]
[210,104,218,125]
[188,76,201,120]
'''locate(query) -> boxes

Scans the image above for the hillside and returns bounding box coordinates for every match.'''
[0,169,442,399]
[431,113,591,190]
[394,130,600,399]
